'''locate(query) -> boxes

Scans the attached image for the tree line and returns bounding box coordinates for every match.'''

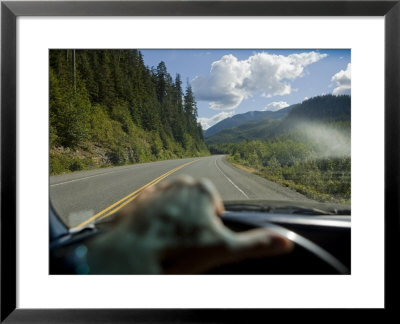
[50,49,208,174]
[209,121,351,204]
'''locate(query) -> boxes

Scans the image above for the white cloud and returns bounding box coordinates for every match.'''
[197,111,234,130]
[304,96,309,101]
[192,51,327,110]
[332,63,351,95]
[262,101,289,112]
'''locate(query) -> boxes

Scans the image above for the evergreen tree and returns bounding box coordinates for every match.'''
[49,49,209,174]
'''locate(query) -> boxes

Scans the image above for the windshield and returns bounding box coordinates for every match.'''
[49,49,351,229]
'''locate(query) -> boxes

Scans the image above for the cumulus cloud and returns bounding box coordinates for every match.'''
[262,101,289,112]
[192,51,327,110]
[197,111,234,130]
[332,63,351,95]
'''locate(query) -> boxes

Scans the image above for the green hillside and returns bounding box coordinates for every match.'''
[206,119,279,145]
[204,105,293,137]
[50,50,209,175]
[286,95,350,122]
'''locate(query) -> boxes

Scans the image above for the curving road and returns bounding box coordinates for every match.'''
[50,155,311,228]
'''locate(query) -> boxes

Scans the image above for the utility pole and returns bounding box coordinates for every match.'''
[73,49,76,93]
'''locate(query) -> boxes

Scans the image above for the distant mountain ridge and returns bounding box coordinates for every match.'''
[204,105,294,137]
[205,118,280,145]
[285,95,350,123]
[205,95,350,145]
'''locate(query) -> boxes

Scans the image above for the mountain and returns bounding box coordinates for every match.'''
[206,95,350,145]
[205,118,279,145]
[285,95,350,123]
[204,105,294,137]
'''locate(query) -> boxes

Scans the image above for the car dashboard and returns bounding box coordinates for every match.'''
[50,202,351,275]
[208,210,351,274]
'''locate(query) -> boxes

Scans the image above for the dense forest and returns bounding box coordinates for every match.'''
[208,95,351,203]
[49,49,208,174]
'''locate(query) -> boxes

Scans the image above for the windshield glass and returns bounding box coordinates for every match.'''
[49,49,351,229]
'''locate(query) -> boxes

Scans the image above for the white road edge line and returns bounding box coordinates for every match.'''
[50,172,115,187]
[214,159,249,199]
[50,159,195,187]
[50,164,161,187]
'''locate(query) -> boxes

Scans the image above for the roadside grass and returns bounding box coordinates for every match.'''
[50,150,99,175]
[227,155,350,204]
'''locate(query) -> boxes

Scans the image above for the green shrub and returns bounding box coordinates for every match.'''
[212,136,350,203]
[69,160,84,171]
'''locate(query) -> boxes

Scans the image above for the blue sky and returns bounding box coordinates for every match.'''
[140,49,351,129]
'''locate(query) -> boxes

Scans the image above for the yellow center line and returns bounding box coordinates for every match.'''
[97,160,196,221]
[98,163,185,220]
[73,159,199,229]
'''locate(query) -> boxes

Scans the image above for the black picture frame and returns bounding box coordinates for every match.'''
[1,0,399,322]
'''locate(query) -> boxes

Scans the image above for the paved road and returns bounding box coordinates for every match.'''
[50,155,310,228]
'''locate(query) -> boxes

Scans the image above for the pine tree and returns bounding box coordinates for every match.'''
[49,49,209,173]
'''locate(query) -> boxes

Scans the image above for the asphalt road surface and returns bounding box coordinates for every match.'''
[50,155,311,228]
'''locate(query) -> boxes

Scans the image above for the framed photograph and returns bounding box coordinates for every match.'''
[1,0,399,322]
